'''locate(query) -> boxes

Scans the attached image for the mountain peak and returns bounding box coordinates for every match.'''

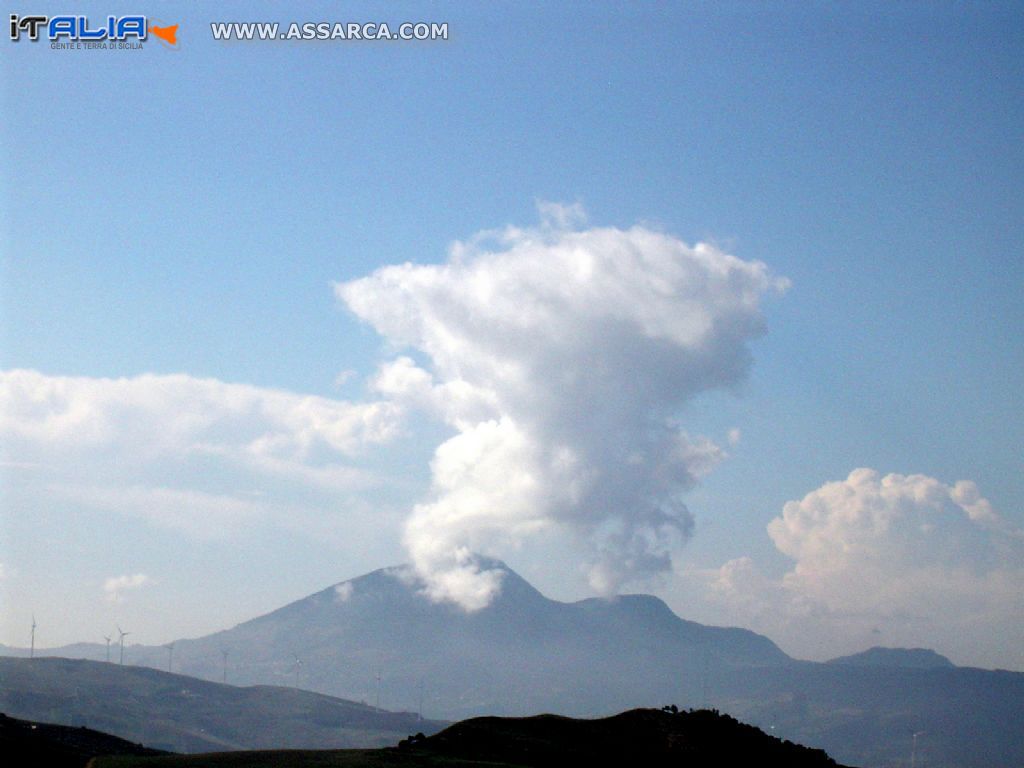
[826,646,955,669]
[327,557,546,611]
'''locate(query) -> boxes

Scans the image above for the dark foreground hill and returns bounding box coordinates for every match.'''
[411,708,850,767]
[0,657,445,753]
[90,708,852,768]
[0,712,166,767]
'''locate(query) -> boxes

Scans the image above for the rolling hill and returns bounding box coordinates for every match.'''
[0,657,445,753]
[0,712,166,768]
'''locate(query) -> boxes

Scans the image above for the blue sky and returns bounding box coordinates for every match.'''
[2,2,1022,669]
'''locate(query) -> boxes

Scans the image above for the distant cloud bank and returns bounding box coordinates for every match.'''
[707,469,1024,668]
[0,369,404,540]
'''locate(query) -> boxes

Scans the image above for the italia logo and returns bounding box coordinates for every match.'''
[9,14,179,47]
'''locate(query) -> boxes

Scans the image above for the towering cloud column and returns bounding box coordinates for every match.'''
[338,206,786,608]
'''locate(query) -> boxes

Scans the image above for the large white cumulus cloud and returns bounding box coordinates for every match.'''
[768,468,1018,616]
[337,206,786,608]
[709,469,1024,667]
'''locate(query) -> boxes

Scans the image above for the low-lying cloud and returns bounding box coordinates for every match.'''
[338,205,786,608]
[103,572,149,603]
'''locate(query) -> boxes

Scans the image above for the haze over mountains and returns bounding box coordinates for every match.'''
[5,560,788,715]
[5,561,1023,767]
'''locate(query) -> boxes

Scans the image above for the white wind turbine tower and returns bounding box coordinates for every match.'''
[221,648,230,684]
[164,642,174,673]
[30,616,36,659]
[103,635,112,663]
[911,731,926,768]
[374,651,385,712]
[117,626,130,666]
[292,653,302,689]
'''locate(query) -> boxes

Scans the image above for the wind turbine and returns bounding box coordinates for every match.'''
[116,626,130,666]
[221,648,230,684]
[103,634,112,663]
[30,616,36,659]
[372,650,386,710]
[164,642,174,673]
[701,648,710,709]
[911,731,926,768]
[292,653,302,689]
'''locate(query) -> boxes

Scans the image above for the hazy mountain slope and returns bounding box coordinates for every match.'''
[712,661,1024,768]
[0,657,445,753]
[120,562,789,720]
